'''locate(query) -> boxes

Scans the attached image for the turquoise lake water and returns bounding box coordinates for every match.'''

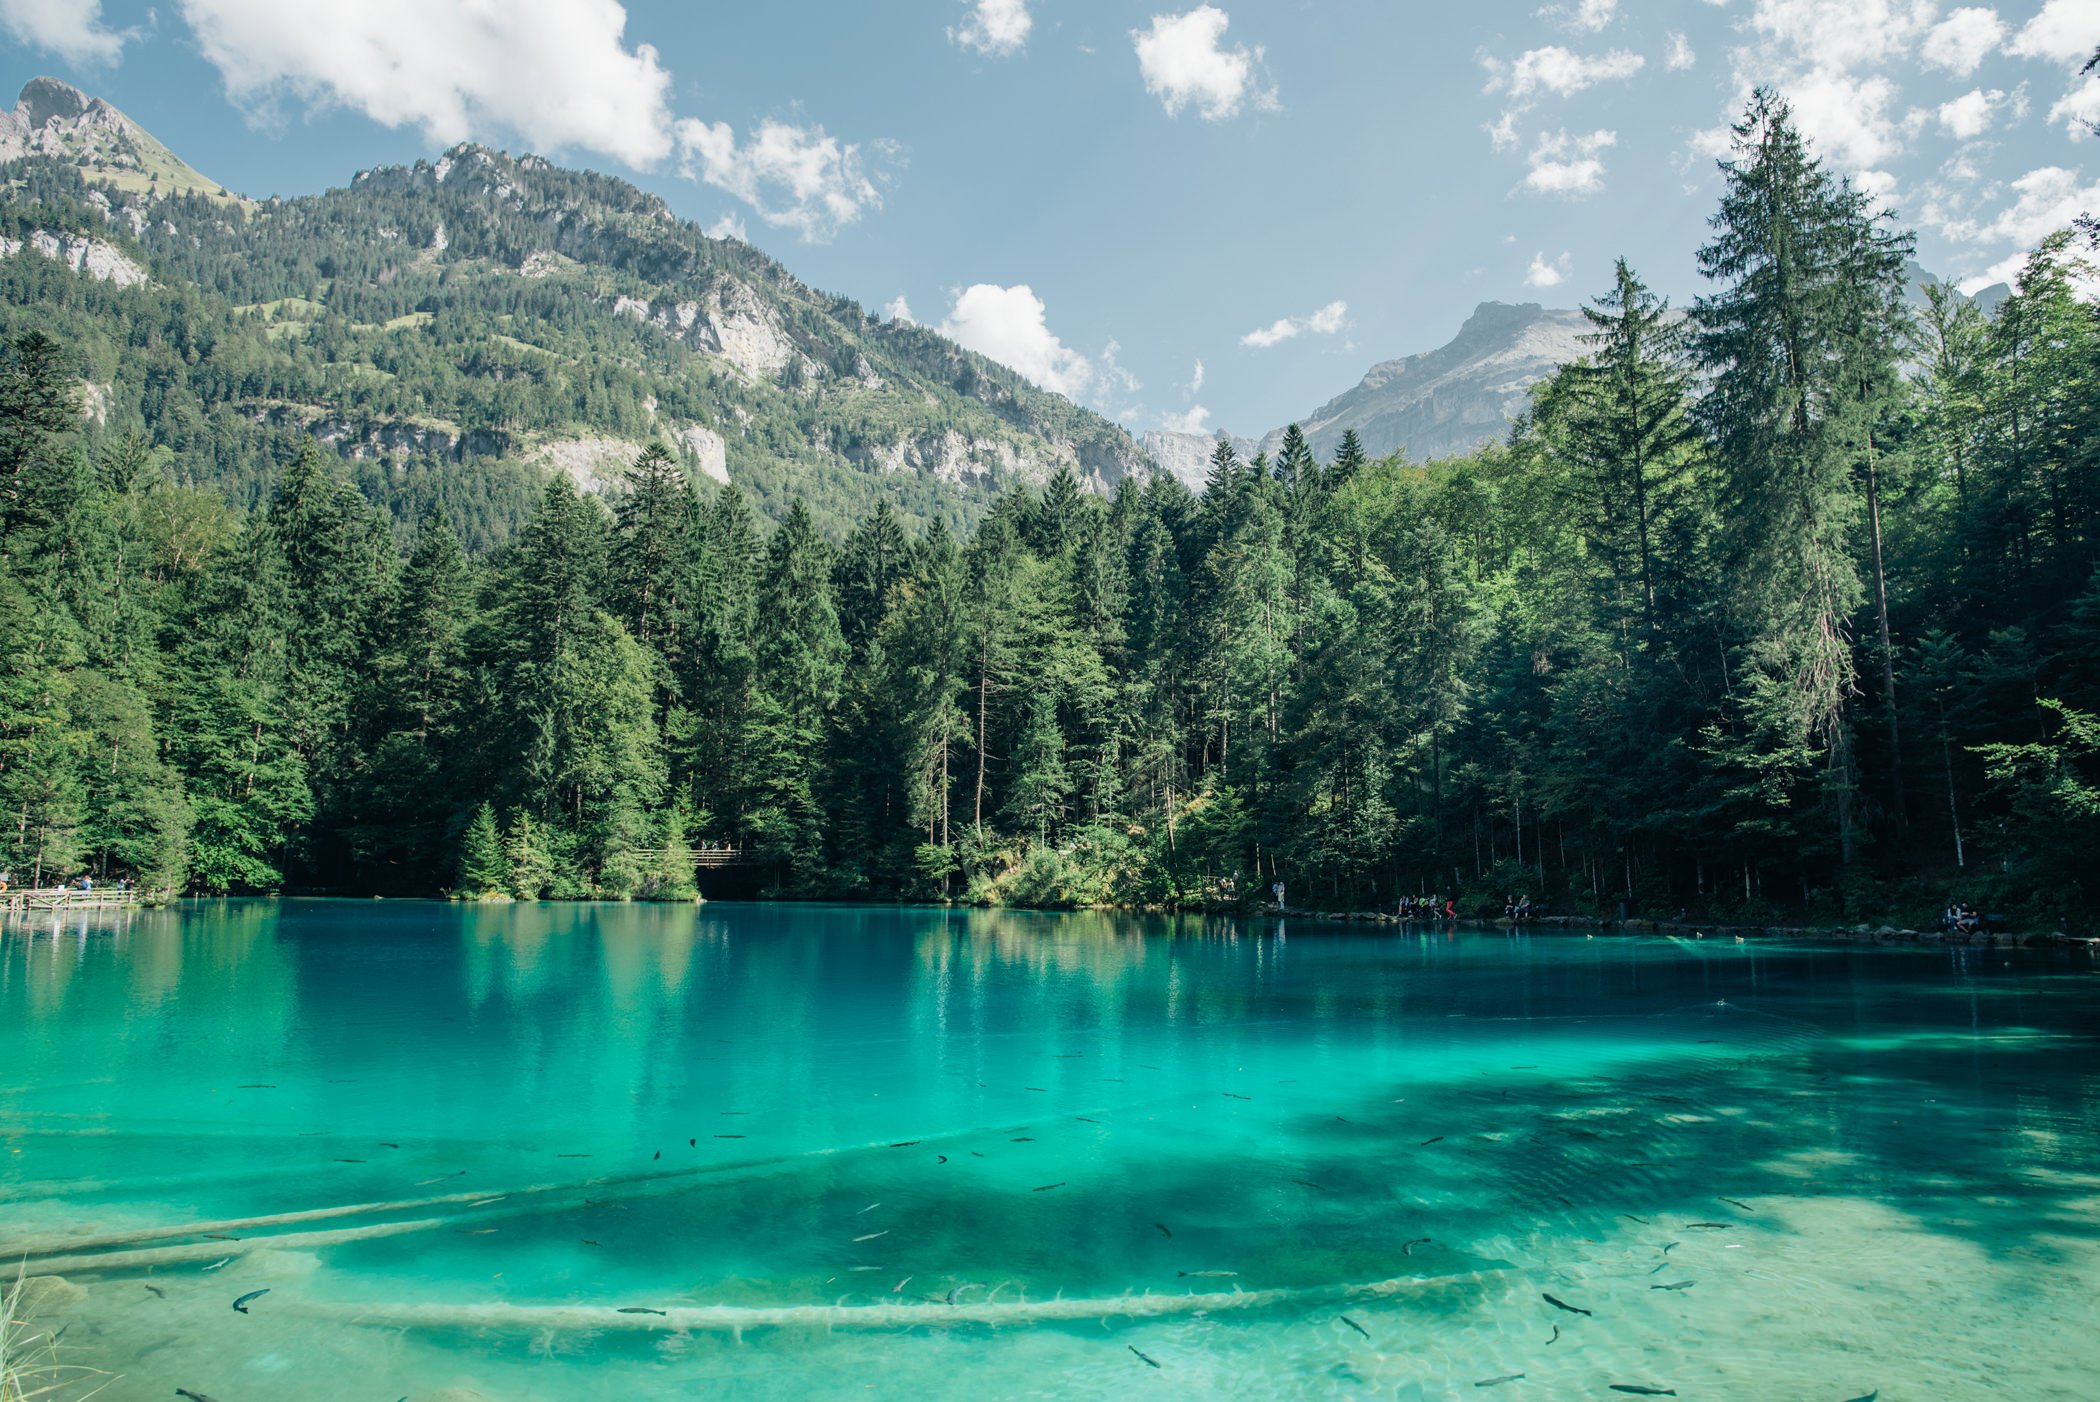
[1,901,2096,1400]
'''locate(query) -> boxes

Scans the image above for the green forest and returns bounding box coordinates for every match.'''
[3,92,2097,926]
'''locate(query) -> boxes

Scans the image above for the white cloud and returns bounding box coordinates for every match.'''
[1783,67,1908,169]
[883,295,915,324]
[0,0,131,62]
[178,1,890,243]
[1189,358,1206,394]
[1666,33,1697,71]
[1526,251,1572,287]
[1160,405,1213,433]
[951,0,1031,57]
[1745,0,1936,73]
[180,0,683,168]
[1550,0,1618,32]
[1939,87,2010,138]
[1132,5,1278,121]
[1940,163,2100,246]
[1525,127,1616,195]
[1240,299,1347,348]
[676,118,888,243]
[2049,73,2100,133]
[1922,7,2006,76]
[1488,46,1645,100]
[2008,0,2100,64]
[705,212,747,241]
[938,283,1096,399]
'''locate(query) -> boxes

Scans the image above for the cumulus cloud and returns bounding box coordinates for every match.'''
[1526,251,1572,287]
[1189,358,1206,394]
[676,118,889,242]
[1666,33,1697,71]
[1160,405,1213,433]
[1487,46,1645,101]
[1525,127,1616,195]
[2049,73,2100,134]
[1132,5,1278,120]
[1939,87,2015,139]
[177,0,890,243]
[883,295,915,324]
[1940,164,2100,248]
[2007,0,2100,64]
[938,283,1103,400]
[1922,7,2006,75]
[1240,299,1347,349]
[704,212,747,241]
[0,0,131,62]
[951,0,1030,57]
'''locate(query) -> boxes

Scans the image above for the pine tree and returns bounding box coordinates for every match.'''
[458,801,507,896]
[1695,88,1911,869]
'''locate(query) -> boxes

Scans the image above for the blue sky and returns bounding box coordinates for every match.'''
[5,1,2100,437]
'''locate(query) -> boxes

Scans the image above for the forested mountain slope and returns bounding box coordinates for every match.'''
[0,78,1152,544]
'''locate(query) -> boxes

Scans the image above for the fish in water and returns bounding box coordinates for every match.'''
[715,1134,745,1139]
[1032,1182,1065,1192]
[1025,1087,1048,1093]
[201,1258,232,1272]
[1683,1222,1731,1230]
[653,1150,660,1161]
[333,1158,366,1164]
[1841,1393,1878,1402]
[556,1153,592,1159]
[1607,1387,1676,1397]
[1547,1325,1560,1345]
[893,1276,913,1293]
[1718,1197,1753,1211]
[1129,1345,1162,1369]
[175,1390,219,1402]
[1179,1270,1237,1279]
[143,1284,167,1299]
[1619,1213,1650,1225]
[1223,1093,1251,1101]
[1155,1223,1173,1238]
[1542,1293,1591,1317]
[689,1138,696,1147]
[1650,1280,1695,1291]
[937,1155,949,1164]
[854,1231,888,1242]
[1339,1314,1370,1340]
[231,1289,270,1314]
[1077,1116,1101,1124]
[416,1172,466,1185]
[617,1307,667,1316]
[946,1282,988,1305]
[890,1140,920,1148]
[377,1142,399,1149]
[1420,1136,1445,1146]
[1475,1377,1525,1388]
[856,1202,882,1214]
[1402,1237,1431,1256]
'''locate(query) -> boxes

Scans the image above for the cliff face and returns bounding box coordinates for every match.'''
[0,77,237,201]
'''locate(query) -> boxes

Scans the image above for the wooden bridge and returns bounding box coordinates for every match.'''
[1,885,149,915]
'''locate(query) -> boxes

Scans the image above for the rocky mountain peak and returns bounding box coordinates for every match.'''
[0,76,237,202]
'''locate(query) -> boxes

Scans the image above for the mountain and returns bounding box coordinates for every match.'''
[0,77,1153,542]
[1151,263,2010,478]
[1271,301,1591,465]
[0,77,237,202]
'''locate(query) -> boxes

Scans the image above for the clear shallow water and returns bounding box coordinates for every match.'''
[2,901,2096,1401]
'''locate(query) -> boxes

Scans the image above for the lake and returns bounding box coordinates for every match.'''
[2,901,2096,1399]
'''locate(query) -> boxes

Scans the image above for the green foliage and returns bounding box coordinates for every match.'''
[0,88,2096,927]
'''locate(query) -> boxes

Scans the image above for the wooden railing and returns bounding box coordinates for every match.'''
[1,885,148,914]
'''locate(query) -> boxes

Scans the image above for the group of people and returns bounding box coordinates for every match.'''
[1396,894,1458,922]
[1501,894,1538,921]
[1942,900,1984,935]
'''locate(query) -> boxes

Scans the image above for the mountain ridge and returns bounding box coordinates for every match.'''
[0,76,1155,540]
